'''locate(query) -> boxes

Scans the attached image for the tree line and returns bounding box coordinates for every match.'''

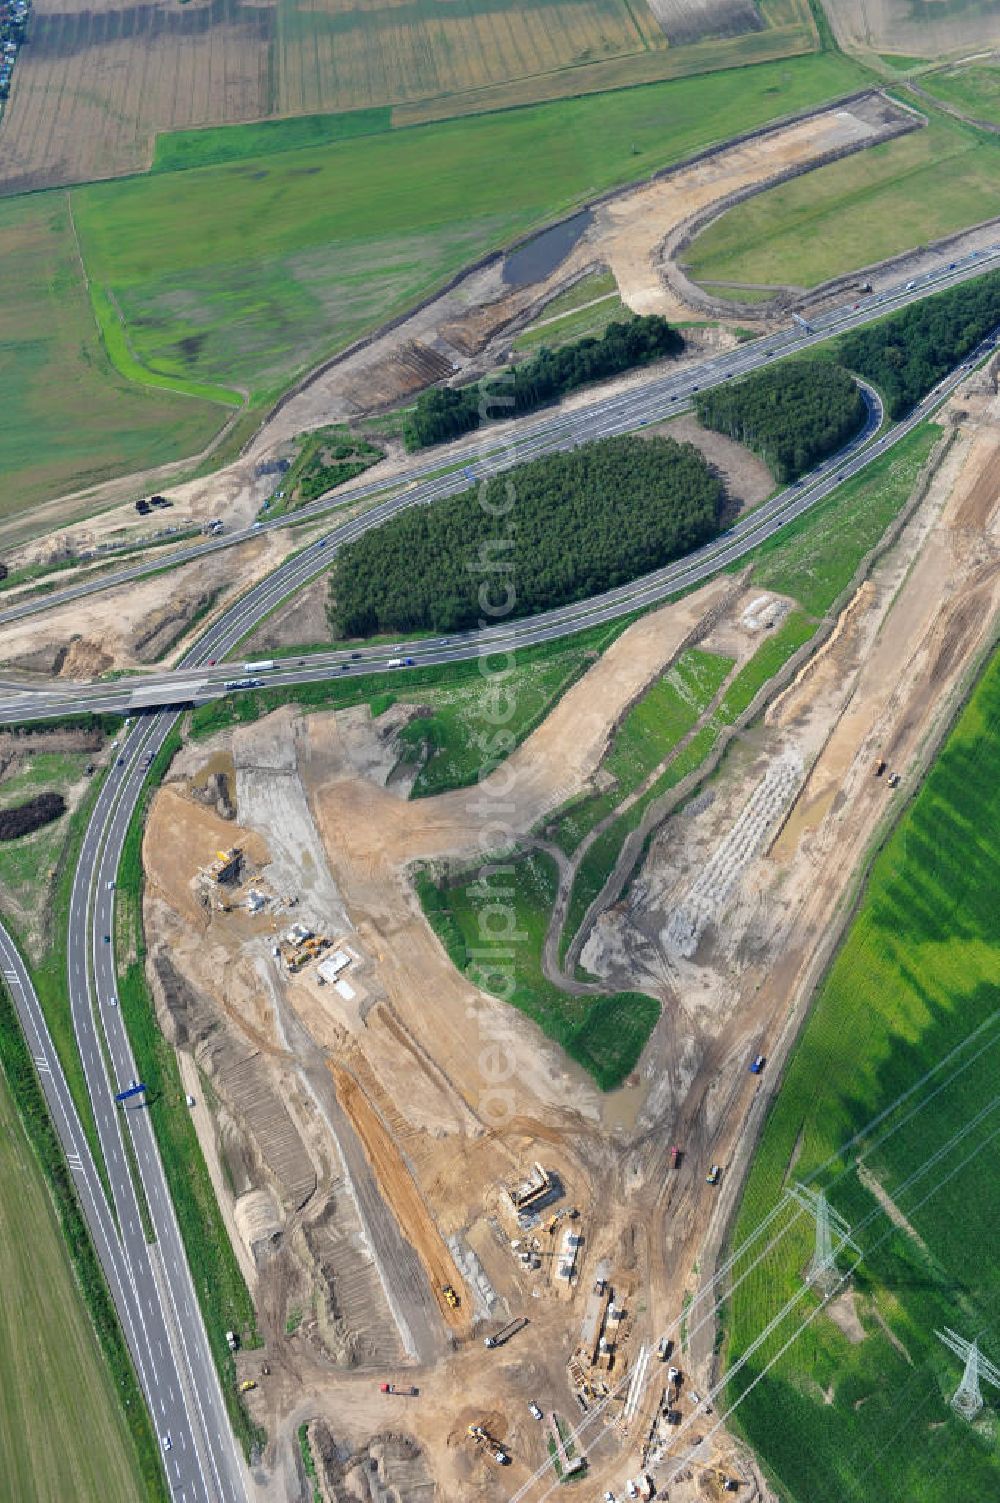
[839,269,1000,419]
[331,435,723,637]
[694,359,866,482]
[403,315,683,450]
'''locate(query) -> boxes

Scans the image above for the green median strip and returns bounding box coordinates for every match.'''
[115,728,263,1460]
[0,981,169,1502]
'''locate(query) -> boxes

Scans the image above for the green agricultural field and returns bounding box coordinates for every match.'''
[0,1041,144,1503]
[921,63,1000,126]
[685,114,1000,293]
[0,195,227,521]
[71,52,863,406]
[723,640,1000,1503]
[418,851,659,1090]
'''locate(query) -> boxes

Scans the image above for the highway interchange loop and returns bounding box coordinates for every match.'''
[0,249,998,1499]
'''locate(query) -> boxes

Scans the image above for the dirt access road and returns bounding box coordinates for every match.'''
[571,386,1000,1493]
[0,89,909,572]
[140,370,1000,1499]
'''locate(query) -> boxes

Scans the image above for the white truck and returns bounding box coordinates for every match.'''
[243,659,276,673]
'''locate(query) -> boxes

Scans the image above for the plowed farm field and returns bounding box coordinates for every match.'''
[0,0,819,193]
[274,0,665,117]
[0,0,273,193]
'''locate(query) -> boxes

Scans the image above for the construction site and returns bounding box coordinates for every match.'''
[123,344,1000,1501]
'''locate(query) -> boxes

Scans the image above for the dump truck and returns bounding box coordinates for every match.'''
[484,1316,528,1349]
[873,758,887,778]
[379,1382,419,1396]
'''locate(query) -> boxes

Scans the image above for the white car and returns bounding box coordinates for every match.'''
[161,1434,172,1452]
[604,1493,616,1502]
[528,1402,542,1421]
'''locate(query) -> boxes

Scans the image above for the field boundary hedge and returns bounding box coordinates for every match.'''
[254,84,881,441]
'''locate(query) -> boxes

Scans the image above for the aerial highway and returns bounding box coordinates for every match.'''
[0,262,994,1501]
[18,727,252,1501]
[1,325,993,730]
[0,724,251,1501]
[0,239,997,636]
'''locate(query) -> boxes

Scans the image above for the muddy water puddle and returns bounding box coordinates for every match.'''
[503,210,592,287]
[190,748,236,792]
[600,1074,651,1134]
[769,785,836,862]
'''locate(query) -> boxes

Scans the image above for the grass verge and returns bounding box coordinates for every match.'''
[0,982,167,1501]
[114,728,262,1460]
[723,637,1000,1503]
[419,852,659,1090]
[193,621,632,797]
[685,110,1000,292]
[298,1423,323,1503]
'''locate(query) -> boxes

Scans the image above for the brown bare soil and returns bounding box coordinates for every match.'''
[821,0,1000,60]
[133,353,1000,1503]
[330,1066,469,1334]
[645,411,774,510]
[1,0,271,194]
[0,531,290,676]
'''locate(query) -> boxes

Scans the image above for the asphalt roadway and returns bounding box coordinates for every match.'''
[0,256,996,1501]
[1,237,999,644]
[0,713,251,1501]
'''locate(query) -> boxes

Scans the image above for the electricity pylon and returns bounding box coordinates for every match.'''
[787,1183,860,1296]
[936,1328,1000,1422]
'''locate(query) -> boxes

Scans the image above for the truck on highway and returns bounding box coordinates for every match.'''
[379,1382,419,1396]
[484,1316,528,1349]
[243,660,276,673]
